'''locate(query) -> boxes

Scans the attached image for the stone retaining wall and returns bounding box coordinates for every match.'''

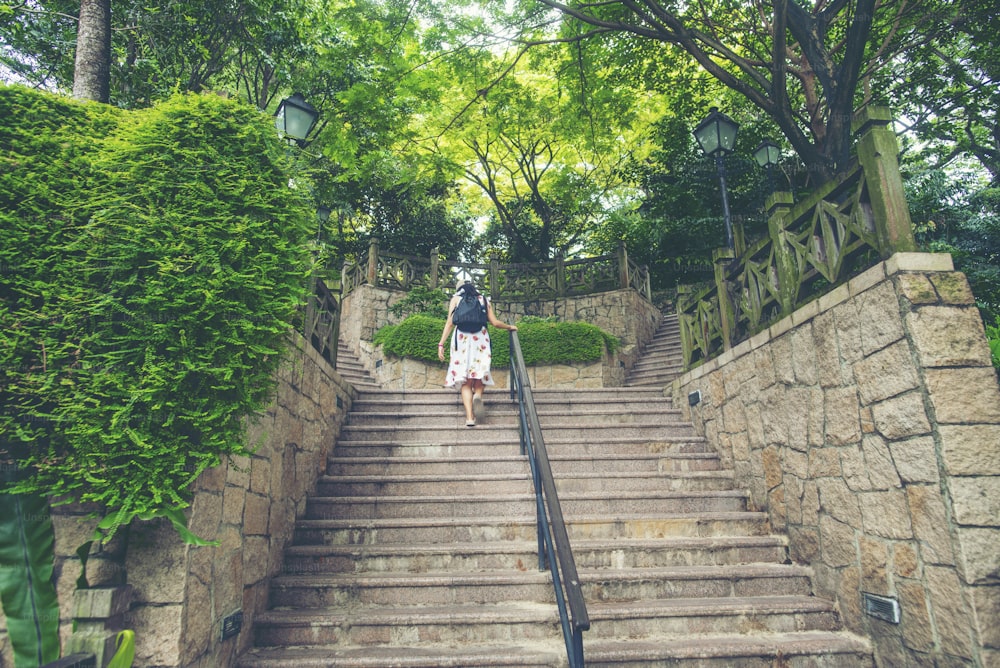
[672,253,1000,666]
[341,283,658,387]
[0,333,353,667]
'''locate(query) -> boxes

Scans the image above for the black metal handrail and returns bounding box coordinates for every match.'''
[507,329,589,667]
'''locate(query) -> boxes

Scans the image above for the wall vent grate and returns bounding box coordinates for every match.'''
[862,592,900,624]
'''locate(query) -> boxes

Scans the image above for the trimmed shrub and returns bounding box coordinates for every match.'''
[1,86,313,537]
[375,314,619,368]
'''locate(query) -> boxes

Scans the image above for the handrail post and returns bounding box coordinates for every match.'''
[489,254,500,298]
[852,106,916,256]
[713,248,736,351]
[766,191,796,317]
[617,241,630,289]
[429,247,440,289]
[555,252,566,297]
[366,237,380,285]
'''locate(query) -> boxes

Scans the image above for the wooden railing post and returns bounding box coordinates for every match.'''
[489,255,500,298]
[853,107,916,256]
[766,191,796,317]
[555,252,566,297]
[366,237,380,285]
[429,247,440,289]
[713,248,736,351]
[617,242,630,290]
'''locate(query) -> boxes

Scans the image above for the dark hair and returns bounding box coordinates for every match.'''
[457,281,480,298]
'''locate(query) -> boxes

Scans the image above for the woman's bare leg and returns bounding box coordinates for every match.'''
[461,382,476,423]
[471,379,485,418]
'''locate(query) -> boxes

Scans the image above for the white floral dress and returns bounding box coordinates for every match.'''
[445,295,494,389]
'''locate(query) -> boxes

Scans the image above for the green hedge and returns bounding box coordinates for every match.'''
[0,86,312,537]
[374,315,619,368]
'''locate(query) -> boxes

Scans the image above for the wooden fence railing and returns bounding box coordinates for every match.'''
[302,276,340,367]
[677,107,916,369]
[342,241,651,303]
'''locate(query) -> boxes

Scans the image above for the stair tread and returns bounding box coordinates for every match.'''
[284,535,787,556]
[295,510,766,528]
[238,631,870,668]
[319,469,733,482]
[270,563,810,587]
[585,629,873,660]
[238,643,561,667]
[309,489,747,502]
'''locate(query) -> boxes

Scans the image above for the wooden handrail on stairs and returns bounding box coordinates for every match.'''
[507,329,590,667]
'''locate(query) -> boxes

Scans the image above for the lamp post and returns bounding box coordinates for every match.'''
[753,139,781,193]
[275,92,319,147]
[316,204,331,242]
[693,107,740,251]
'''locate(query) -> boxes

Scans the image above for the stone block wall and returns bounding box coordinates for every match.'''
[672,253,1000,666]
[0,333,353,667]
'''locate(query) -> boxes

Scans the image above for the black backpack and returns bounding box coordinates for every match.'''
[452,293,488,333]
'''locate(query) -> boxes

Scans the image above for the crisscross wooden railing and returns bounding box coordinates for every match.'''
[342,241,651,303]
[678,107,916,368]
[302,276,340,367]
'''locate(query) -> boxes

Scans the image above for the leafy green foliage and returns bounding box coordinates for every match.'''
[0,86,312,540]
[107,629,136,668]
[985,316,1000,372]
[375,315,618,369]
[0,478,60,668]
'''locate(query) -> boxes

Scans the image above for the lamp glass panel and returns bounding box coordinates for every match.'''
[696,126,720,155]
[718,121,738,152]
[283,105,316,140]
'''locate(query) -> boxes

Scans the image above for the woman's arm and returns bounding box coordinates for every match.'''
[438,296,460,360]
[486,299,517,331]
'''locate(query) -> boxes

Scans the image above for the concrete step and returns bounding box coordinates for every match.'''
[265,563,811,609]
[630,357,684,373]
[583,630,873,667]
[580,564,813,602]
[281,536,788,575]
[237,642,562,667]
[303,489,750,520]
[583,595,842,639]
[627,373,684,388]
[291,511,774,546]
[343,407,692,428]
[317,468,734,496]
[251,602,563,649]
[327,451,724,477]
[238,630,872,667]
[350,395,677,414]
[337,421,699,442]
[357,387,671,404]
[331,436,712,459]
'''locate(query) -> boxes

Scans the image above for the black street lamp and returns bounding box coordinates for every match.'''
[753,139,781,192]
[275,92,320,147]
[316,204,332,242]
[693,107,740,251]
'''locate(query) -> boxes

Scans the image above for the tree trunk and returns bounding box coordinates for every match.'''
[73,0,112,103]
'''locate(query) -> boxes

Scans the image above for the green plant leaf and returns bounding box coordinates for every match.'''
[107,629,136,668]
[0,484,61,668]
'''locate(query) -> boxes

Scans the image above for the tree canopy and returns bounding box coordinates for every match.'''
[1,0,996,302]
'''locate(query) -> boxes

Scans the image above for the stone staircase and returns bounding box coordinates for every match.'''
[236,370,873,666]
[334,340,379,390]
[625,313,685,387]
